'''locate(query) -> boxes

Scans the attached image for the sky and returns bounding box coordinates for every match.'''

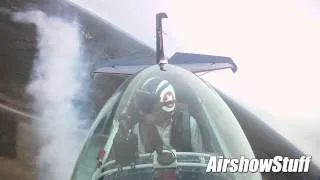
[69,0,320,166]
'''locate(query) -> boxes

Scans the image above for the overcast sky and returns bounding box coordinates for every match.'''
[69,0,320,166]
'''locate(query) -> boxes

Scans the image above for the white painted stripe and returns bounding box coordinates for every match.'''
[0,103,40,121]
[0,102,89,134]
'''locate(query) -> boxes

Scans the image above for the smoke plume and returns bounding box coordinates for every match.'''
[13,11,89,180]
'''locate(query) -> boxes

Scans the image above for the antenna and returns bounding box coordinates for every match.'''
[156,12,168,71]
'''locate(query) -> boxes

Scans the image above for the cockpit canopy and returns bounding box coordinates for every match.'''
[71,65,259,180]
[112,65,254,155]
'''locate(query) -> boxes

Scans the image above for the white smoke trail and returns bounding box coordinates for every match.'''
[13,11,88,180]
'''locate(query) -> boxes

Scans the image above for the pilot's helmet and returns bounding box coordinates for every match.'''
[135,77,176,115]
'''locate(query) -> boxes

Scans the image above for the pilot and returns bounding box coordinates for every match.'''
[131,77,204,153]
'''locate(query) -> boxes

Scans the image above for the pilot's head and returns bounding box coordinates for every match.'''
[135,77,176,124]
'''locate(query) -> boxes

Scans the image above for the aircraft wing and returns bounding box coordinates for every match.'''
[170,52,237,73]
[91,55,154,77]
[91,52,237,77]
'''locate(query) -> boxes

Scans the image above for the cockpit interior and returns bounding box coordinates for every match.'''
[70,65,261,180]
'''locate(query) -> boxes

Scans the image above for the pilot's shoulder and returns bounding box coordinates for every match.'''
[189,116,202,138]
[132,122,140,134]
[189,116,199,128]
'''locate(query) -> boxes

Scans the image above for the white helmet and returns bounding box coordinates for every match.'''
[135,77,176,113]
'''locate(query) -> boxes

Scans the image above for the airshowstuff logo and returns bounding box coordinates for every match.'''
[206,156,312,173]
